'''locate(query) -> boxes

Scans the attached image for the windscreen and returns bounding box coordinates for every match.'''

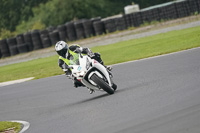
[69,53,80,65]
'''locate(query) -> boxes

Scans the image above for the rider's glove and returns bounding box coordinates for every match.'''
[88,51,95,58]
[75,48,82,53]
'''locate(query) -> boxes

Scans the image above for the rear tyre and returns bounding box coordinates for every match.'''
[91,74,114,95]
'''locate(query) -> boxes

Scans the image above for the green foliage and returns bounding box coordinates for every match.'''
[31,0,132,27]
[16,19,46,34]
[0,29,16,40]
[0,0,48,31]
[0,121,21,132]
[0,26,200,82]
[195,11,199,16]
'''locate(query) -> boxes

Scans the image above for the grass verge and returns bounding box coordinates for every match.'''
[0,26,200,82]
[0,121,21,133]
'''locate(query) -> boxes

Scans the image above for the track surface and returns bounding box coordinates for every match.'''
[0,48,200,133]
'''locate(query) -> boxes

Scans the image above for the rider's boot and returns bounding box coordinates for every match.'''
[88,88,95,94]
[105,66,112,71]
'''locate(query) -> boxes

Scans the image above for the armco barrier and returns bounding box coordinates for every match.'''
[0,0,199,58]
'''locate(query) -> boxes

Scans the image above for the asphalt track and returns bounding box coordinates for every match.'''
[0,48,200,133]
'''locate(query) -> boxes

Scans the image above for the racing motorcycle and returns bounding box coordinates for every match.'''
[68,53,117,94]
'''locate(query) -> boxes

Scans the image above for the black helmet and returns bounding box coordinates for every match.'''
[55,41,69,58]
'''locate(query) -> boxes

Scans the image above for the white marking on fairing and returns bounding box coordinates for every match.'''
[10,120,30,133]
[0,77,34,87]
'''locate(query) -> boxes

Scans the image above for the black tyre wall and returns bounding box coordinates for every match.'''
[164,4,178,20]
[188,0,199,14]
[24,32,33,51]
[57,25,68,41]
[74,20,86,39]
[103,19,117,33]
[83,20,95,38]
[16,34,29,53]
[65,22,77,41]
[31,30,43,50]
[131,12,143,27]
[150,8,161,21]
[175,1,190,18]
[7,37,19,56]
[93,21,106,35]
[0,39,10,57]
[115,17,127,31]
[49,31,60,45]
[124,14,133,28]
[40,30,51,48]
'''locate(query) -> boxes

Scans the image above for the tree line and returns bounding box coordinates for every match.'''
[0,0,173,35]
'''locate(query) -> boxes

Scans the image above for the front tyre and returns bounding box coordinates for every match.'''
[91,74,114,95]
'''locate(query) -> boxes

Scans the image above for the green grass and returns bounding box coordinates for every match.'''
[0,26,200,82]
[0,121,21,132]
[92,26,200,65]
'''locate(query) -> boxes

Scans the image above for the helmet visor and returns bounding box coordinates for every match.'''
[57,45,68,58]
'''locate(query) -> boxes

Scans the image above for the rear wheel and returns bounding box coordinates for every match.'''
[91,74,114,95]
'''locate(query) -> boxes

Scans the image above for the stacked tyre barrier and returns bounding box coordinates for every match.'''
[31,30,43,50]
[103,19,117,33]
[24,32,33,51]
[163,3,178,20]
[124,14,133,28]
[65,22,77,41]
[0,0,200,59]
[16,34,29,54]
[49,31,60,45]
[57,25,68,41]
[141,10,153,23]
[115,17,127,31]
[40,30,51,48]
[83,20,95,37]
[188,0,200,14]
[175,0,190,18]
[7,38,18,56]
[74,20,86,40]
[93,21,105,35]
[150,8,161,21]
[0,39,10,57]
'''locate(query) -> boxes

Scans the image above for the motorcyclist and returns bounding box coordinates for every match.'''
[55,41,112,94]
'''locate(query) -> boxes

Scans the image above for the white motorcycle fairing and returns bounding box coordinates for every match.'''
[68,53,116,94]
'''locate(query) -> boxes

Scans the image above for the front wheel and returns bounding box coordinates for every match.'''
[90,74,114,95]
